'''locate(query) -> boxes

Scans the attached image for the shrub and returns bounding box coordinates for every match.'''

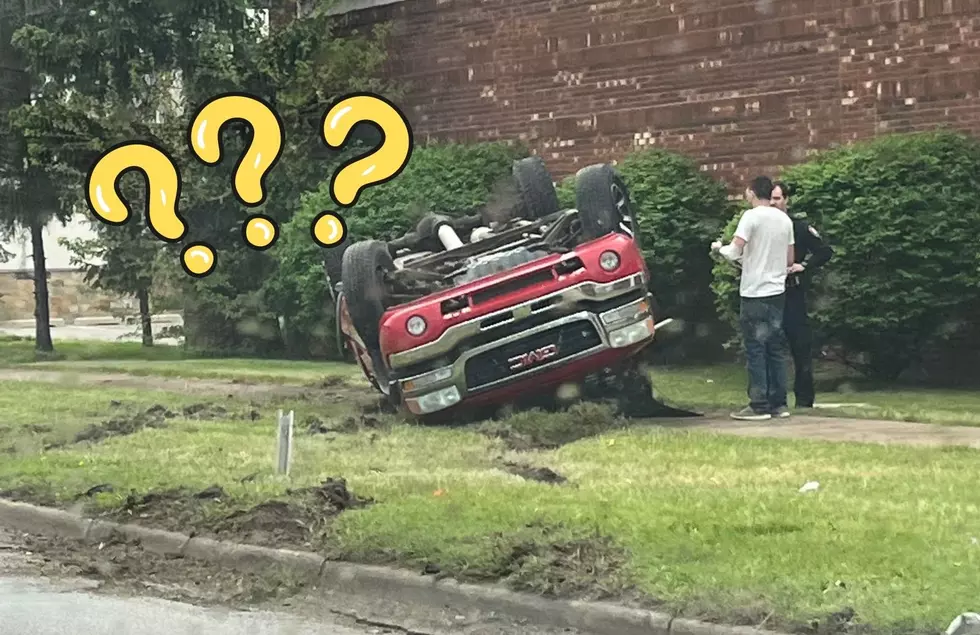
[267,141,528,357]
[710,130,980,380]
[708,207,746,352]
[560,150,735,360]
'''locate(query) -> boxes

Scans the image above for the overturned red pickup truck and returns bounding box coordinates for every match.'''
[324,158,680,421]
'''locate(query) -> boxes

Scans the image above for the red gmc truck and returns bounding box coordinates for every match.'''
[324,158,681,421]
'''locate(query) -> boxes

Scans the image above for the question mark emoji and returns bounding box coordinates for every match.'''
[85,141,216,278]
[310,211,348,248]
[188,92,284,251]
[314,92,413,246]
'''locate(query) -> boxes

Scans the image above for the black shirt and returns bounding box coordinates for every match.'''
[787,216,833,291]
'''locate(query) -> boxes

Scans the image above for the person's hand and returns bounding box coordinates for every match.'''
[787,263,805,274]
[710,241,723,252]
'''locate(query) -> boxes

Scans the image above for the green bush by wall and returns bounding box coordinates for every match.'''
[710,130,980,380]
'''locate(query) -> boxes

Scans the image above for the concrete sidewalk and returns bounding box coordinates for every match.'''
[0,314,183,345]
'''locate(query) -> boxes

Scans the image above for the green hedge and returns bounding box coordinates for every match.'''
[265,141,528,358]
[711,130,980,380]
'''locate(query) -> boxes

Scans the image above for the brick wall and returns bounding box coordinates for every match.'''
[0,271,132,322]
[339,0,980,185]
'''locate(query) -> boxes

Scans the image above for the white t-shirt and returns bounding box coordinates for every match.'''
[731,205,794,298]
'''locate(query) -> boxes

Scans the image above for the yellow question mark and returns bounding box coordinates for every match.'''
[85,141,216,278]
[188,92,284,251]
[313,92,413,247]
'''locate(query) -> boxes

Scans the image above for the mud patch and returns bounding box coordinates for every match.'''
[100,478,372,552]
[18,531,309,608]
[181,402,261,421]
[211,478,373,550]
[0,483,57,506]
[478,402,626,451]
[502,462,567,485]
[74,408,170,444]
[306,413,386,435]
[103,486,230,532]
[484,526,634,601]
[309,376,348,389]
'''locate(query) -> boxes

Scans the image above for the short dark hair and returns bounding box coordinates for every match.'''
[749,176,774,200]
[773,181,793,198]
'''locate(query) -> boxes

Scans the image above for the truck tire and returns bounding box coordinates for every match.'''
[341,240,394,352]
[513,156,560,220]
[574,163,636,242]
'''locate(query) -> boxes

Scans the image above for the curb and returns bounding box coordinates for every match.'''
[0,499,788,635]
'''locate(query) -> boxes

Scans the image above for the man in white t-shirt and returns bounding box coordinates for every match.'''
[711,176,795,421]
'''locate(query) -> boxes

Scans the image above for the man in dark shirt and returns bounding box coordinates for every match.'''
[771,181,833,408]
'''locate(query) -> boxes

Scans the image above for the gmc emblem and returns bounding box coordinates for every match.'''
[508,343,558,371]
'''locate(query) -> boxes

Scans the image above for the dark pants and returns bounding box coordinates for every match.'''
[739,293,789,413]
[784,287,814,407]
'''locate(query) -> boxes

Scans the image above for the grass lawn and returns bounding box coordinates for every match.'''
[0,336,357,384]
[0,374,976,635]
[4,336,980,425]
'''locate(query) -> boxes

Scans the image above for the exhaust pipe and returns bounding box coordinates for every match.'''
[437,224,464,250]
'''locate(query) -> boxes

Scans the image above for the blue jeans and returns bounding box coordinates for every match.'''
[739,294,790,413]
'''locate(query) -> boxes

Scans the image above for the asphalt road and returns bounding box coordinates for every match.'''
[0,576,373,635]
[0,529,380,635]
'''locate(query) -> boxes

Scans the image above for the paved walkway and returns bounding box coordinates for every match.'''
[666,414,980,448]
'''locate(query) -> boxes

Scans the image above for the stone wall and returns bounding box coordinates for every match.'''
[338,0,980,184]
[0,270,133,322]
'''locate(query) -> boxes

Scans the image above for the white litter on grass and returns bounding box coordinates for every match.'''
[799,481,820,493]
[945,613,980,635]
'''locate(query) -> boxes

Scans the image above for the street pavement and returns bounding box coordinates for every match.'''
[0,576,377,635]
[0,529,381,635]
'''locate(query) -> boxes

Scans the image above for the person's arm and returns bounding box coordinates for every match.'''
[713,213,751,263]
[719,236,745,262]
[800,224,833,271]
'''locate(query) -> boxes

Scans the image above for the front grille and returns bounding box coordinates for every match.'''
[463,320,603,390]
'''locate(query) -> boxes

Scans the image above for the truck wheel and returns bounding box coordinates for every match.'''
[341,240,393,352]
[513,156,560,220]
[574,163,636,242]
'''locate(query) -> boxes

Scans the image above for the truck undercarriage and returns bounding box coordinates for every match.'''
[324,157,701,422]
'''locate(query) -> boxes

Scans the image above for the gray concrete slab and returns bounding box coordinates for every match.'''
[0,577,375,635]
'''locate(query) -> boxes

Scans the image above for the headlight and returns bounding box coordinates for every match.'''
[406,315,427,336]
[608,318,655,348]
[401,366,452,392]
[601,299,649,326]
[408,386,461,414]
[599,250,620,272]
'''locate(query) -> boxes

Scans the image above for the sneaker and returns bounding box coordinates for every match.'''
[773,406,791,418]
[730,406,771,421]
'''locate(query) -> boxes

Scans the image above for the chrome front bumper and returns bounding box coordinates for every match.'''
[387,272,647,371]
[399,293,656,415]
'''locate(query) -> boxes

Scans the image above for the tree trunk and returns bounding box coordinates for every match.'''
[137,287,153,347]
[30,218,53,353]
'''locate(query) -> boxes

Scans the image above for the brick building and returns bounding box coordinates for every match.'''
[335,0,980,185]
